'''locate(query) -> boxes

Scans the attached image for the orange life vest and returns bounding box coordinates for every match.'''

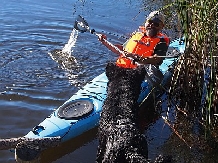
[116,27,169,68]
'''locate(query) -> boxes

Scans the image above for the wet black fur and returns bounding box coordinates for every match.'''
[96,62,148,163]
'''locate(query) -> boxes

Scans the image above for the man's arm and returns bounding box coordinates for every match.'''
[136,54,162,65]
[98,34,123,55]
[136,40,169,65]
[153,39,169,56]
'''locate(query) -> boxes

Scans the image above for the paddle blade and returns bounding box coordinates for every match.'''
[74,15,89,33]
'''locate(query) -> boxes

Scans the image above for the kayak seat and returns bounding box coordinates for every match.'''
[57,99,94,120]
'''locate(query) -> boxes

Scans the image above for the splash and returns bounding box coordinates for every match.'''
[48,28,83,86]
[49,28,79,69]
[62,29,79,55]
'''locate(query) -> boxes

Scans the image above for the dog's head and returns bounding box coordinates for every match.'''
[105,62,146,85]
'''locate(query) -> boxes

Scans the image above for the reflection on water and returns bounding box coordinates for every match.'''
[40,128,98,163]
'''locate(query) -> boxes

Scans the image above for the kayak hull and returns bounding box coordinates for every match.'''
[25,73,108,142]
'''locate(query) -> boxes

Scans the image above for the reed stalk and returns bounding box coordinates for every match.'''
[171,0,218,139]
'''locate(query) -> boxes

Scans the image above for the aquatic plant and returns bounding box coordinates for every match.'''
[170,0,218,139]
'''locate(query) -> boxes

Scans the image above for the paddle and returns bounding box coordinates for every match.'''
[74,15,143,62]
[74,15,181,62]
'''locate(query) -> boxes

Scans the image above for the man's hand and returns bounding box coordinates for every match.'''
[97,34,124,56]
[98,34,107,43]
[142,54,163,65]
[125,54,163,65]
[125,53,141,61]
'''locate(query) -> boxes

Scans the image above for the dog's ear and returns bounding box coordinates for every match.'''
[105,62,116,80]
[124,65,146,83]
[136,65,147,82]
[105,62,126,81]
[105,63,146,83]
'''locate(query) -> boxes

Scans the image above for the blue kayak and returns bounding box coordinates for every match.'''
[25,39,185,142]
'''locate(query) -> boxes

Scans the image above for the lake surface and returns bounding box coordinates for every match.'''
[0,0,196,163]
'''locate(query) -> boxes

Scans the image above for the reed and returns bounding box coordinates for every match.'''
[170,0,218,139]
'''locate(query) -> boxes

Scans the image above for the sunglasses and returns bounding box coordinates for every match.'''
[147,19,160,28]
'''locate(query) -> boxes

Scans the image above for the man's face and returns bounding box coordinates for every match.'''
[144,18,164,37]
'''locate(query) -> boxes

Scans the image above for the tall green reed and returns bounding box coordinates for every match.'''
[171,0,218,138]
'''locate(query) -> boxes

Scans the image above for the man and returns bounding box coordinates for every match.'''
[96,11,172,163]
[98,10,170,68]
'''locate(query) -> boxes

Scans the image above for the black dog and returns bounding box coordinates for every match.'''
[96,62,148,163]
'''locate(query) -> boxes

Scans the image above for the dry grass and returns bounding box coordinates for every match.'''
[169,0,218,139]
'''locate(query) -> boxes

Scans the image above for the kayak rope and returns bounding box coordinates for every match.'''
[60,122,76,140]
[80,81,107,101]
[60,80,107,139]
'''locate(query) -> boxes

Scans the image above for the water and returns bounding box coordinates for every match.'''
[0,0,203,163]
[0,0,147,162]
